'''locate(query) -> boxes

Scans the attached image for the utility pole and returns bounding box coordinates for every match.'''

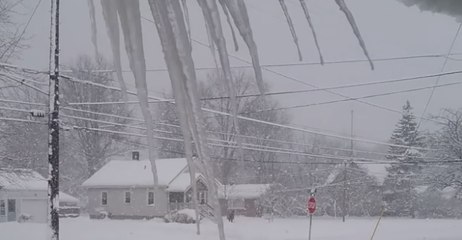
[343,110,354,222]
[48,0,60,239]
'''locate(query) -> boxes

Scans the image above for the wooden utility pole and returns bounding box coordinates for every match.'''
[48,0,60,239]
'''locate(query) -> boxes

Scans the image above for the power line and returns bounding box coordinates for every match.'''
[57,73,438,150]
[417,23,462,129]
[0,63,442,150]
[248,80,462,114]
[64,69,462,106]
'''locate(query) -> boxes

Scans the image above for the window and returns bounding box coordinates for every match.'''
[0,200,5,216]
[198,191,207,205]
[124,192,131,204]
[147,191,154,206]
[101,192,107,206]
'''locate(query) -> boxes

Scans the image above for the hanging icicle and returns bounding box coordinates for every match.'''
[278,0,303,61]
[87,0,99,58]
[181,0,192,43]
[100,0,159,187]
[299,0,324,65]
[100,0,128,98]
[197,0,243,160]
[218,0,239,51]
[221,0,264,94]
[147,0,225,239]
[335,0,374,70]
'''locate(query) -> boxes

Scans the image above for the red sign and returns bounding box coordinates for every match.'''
[307,196,316,214]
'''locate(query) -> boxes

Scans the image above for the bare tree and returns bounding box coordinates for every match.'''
[61,55,132,178]
[0,0,26,62]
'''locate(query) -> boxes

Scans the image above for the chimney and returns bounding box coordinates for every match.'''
[132,151,140,161]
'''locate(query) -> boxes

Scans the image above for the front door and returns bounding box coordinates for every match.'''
[7,199,16,222]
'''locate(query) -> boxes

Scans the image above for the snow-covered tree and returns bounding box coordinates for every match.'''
[383,101,425,217]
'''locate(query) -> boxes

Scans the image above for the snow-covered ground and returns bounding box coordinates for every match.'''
[1,216,461,240]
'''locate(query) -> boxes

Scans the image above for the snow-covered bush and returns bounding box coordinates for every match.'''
[17,214,32,223]
[164,209,199,224]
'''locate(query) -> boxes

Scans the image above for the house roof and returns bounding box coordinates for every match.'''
[59,191,79,203]
[219,184,271,199]
[82,158,188,188]
[167,173,205,192]
[0,169,47,191]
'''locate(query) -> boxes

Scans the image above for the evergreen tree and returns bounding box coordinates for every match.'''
[383,101,425,217]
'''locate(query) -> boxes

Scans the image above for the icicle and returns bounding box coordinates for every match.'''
[221,0,264,94]
[148,1,225,239]
[87,0,99,58]
[115,0,159,186]
[335,0,374,70]
[204,20,220,71]
[278,0,303,61]
[197,0,243,163]
[100,0,128,99]
[181,0,191,43]
[148,0,201,234]
[218,0,239,51]
[299,0,324,65]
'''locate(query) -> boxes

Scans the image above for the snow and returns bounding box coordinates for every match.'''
[2,216,462,240]
[0,169,47,191]
[82,158,187,187]
[59,192,79,204]
[220,184,271,199]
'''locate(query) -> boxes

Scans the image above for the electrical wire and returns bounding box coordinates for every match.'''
[248,80,462,114]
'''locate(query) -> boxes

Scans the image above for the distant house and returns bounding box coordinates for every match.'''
[0,169,48,223]
[82,154,214,219]
[218,184,271,217]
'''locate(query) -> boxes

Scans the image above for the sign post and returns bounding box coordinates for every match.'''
[307,191,316,240]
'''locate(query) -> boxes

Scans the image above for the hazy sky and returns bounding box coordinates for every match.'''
[13,0,462,143]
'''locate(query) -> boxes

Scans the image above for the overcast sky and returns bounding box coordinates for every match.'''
[13,0,462,143]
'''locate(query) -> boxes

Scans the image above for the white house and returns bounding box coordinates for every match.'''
[82,155,214,219]
[0,169,48,223]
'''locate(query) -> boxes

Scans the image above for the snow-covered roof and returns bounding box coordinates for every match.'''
[441,186,457,200]
[59,191,79,203]
[414,185,429,194]
[0,169,47,191]
[82,158,187,188]
[219,184,271,199]
[167,173,205,192]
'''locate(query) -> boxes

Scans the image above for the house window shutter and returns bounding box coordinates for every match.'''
[125,192,131,204]
[148,191,154,206]
[0,200,5,216]
[101,192,108,206]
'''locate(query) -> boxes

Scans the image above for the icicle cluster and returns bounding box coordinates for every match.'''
[99,0,158,187]
[90,1,377,239]
[275,0,374,68]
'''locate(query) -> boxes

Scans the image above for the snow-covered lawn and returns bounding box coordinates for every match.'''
[1,216,461,240]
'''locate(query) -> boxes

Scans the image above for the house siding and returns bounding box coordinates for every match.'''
[87,187,168,219]
[0,189,47,223]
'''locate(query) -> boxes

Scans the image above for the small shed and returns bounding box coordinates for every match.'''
[0,169,47,223]
[219,184,271,217]
[59,192,80,218]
